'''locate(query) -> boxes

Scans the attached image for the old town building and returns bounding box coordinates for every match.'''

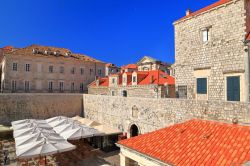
[137,56,171,74]
[88,70,175,98]
[88,56,175,98]
[0,44,106,93]
[174,0,250,102]
[105,63,120,76]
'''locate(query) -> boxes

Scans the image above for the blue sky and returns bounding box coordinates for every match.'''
[0,0,217,66]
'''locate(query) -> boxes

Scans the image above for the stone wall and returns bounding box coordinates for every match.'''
[174,0,249,102]
[0,93,83,125]
[83,94,250,137]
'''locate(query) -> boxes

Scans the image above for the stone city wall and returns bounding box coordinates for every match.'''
[83,94,250,136]
[0,93,83,125]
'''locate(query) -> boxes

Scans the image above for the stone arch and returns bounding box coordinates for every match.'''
[128,123,141,138]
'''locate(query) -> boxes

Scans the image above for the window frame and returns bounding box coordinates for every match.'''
[49,65,53,73]
[12,63,17,71]
[196,78,207,94]
[25,64,31,72]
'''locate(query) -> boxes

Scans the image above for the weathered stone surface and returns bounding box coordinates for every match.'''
[84,94,250,136]
[0,93,83,125]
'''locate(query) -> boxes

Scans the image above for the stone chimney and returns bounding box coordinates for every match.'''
[186,9,192,16]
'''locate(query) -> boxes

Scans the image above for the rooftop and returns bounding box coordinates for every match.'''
[3,44,105,63]
[175,0,232,23]
[118,119,250,166]
[89,70,175,87]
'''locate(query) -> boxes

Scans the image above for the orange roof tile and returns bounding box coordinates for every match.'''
[89,70,175,87]
[89,77,109,87]
[175,0,231,23]
[121,64,138,70]
[118,119,250,166]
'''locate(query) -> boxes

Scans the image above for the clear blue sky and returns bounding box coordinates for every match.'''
[0,0,217,66]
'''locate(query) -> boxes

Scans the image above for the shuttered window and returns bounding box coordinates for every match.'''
[197,78,207,94]
[227,76,240,101]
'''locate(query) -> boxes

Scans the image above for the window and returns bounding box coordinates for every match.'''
[48,81,53,92]
[80,83,84,92]
[11,80,16,92]
[111,91,115,96]
[123,77,126,83]
[227,76,240,101]
[132,76,136,83]
[80,68,84,75]
[49,66,53,73]
[60,66,64,74]
[71,68,75,74]
[112,78,115,84]
[13,63,17,71]
[98,69,102,76]
[90,69,93,75]
[177,85,187,99]
[59,82,64,92]
[24,81,30,92]
[71,82,75,92]
[25,64,30,72]
[197,78,207,94]
[202,29,209,43]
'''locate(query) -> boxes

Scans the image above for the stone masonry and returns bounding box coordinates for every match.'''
[174,0,250,102]
[84,94,250,137]
[0,93,83,125]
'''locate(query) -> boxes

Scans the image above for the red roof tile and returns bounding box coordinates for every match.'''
[176,0,231,23]
[89,70,175,87]
[121,64,138,70]
[118,119,250,166]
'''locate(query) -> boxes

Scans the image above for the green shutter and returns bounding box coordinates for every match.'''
[227,76,240,101]
[197,78,207,94]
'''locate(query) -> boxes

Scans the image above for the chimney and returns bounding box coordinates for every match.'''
[150,75,154,84]
[96,79,100,86]
[186,9,192,16]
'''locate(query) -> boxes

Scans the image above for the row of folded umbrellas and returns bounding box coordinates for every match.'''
[11,116,104,159]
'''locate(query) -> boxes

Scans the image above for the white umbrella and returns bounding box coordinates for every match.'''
[48,118,76,128]
[12,119,47,126]
[16,137,76,159]
[15,132,64,147]
[59,124,103,140]
[46,116,67,124]
[12,122,52,131]
[13,127,56,138]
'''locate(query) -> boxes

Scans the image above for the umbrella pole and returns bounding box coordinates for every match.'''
[45,156,46,166]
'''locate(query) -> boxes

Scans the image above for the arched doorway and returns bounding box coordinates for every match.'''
[122,90,127,97]
[130,124,139,137]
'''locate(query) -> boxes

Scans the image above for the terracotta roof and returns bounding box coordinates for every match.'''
[118,119,250,165]
[175,0,231,23]
[89,77,109,87]
[6,44,104,63]
[89,70,175,87]
[121,64,138,70]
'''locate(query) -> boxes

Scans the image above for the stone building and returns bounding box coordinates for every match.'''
[88,70,175,98]
[0,44,106,93]
[137,56,171,75]
[174,0,250,102]
[105,63,120,76]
